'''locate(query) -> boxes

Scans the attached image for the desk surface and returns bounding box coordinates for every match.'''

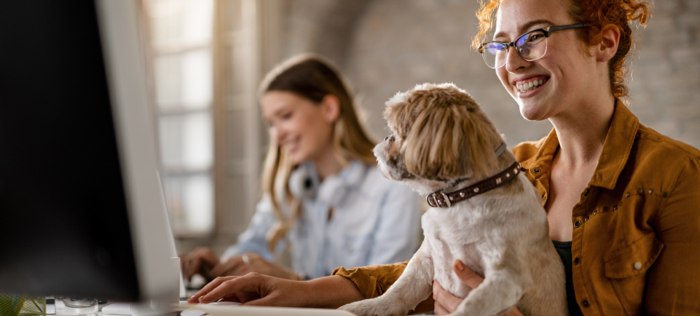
[178,303,355,316]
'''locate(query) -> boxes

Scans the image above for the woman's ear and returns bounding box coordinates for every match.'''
[320,95,341,123]
[596,24,621,62]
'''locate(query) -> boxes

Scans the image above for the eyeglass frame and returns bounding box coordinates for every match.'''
[478,23,590,69]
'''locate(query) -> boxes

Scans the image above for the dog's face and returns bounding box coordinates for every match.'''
[374,83,504,195]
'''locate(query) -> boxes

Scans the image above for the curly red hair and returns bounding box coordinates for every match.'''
[472,0,651,98]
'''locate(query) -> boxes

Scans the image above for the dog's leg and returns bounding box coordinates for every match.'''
[339,240,434,316]
[449,259,524,316]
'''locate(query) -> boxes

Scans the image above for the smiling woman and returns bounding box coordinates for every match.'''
[180,54,422,284]
[181,0,700,314]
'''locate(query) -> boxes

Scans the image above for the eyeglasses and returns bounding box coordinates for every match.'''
[478,23,589,69]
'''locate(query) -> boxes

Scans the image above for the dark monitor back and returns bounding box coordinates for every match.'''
[0,1,140,299]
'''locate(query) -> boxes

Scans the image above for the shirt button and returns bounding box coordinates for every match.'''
[633,261,643,270]
[581,299,590,308]
[573,257,581,265]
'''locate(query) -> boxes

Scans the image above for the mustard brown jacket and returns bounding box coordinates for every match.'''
[334,103,700,315]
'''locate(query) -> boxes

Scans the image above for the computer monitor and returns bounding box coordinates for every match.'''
[0,0,180,305]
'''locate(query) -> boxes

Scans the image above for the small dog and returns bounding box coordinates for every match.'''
[340,83,566,316]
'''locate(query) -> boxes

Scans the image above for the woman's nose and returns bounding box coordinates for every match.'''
[504,47,529,72]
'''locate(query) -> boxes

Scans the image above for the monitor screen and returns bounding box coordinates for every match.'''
[0,0,179,304]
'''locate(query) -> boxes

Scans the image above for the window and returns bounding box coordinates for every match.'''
[142,0,215,236]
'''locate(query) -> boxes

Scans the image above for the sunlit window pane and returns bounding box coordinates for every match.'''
[148,0,213,46]
[154,50,211,109]
[181,50,212,107]
[158,112,213,169]
[182,0,214,44]
[163,174,213,234]
[154,54,181,106]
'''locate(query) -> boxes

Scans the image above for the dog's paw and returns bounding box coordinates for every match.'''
[339,298,408,316]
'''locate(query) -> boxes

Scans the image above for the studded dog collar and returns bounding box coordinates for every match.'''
[426,162,522,208]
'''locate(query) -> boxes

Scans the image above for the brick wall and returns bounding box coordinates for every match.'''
[276,0,700,148]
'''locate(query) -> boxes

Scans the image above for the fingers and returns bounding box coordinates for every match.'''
[181,255,202,280]
[432,280,462,313]
[209,256,248,277]
[188,276,234,303]
[452,260,484,289]
[201,273,274,305]
[505,307,525,316]
[432,283,449,316]
[182,248,219,280]
[434,299,449,315]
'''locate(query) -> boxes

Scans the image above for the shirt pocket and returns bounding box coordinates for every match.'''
[604,233,664,315]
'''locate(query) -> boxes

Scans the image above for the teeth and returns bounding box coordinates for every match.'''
[516,78,545,93]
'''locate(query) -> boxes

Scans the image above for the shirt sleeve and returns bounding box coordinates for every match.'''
[645,157,700,313]
[332,261,409,299]
[220,197,276,261]
[366,183,422,265]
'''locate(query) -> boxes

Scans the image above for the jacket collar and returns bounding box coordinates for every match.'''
[519,100,640,190]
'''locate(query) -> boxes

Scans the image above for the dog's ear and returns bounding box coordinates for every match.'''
[401,86,502,180]
[459,102,503,179]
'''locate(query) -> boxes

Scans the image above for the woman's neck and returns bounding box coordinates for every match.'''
[312,149,345,181]
[549,95,615,167]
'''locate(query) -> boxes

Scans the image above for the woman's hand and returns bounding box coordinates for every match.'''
[188,272,309,306]
[433,260,522,316]
[210,253,303,280]
[180,247,219,282]
[188,274,364,308]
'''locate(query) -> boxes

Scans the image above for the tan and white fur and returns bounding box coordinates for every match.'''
[340,83,566,316]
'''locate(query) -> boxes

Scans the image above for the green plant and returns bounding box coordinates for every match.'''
[0,295,45,316]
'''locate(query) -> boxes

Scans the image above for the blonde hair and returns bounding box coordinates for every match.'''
[472,0,651,99]
[258,54,376,251]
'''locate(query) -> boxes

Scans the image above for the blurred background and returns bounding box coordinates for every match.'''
[137,0,700,252]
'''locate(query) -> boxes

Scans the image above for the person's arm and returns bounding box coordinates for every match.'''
[644,157,700,313]
[188,273,363,308]
[220,197,277,261]
[367,183,422,265]
[332,261,408,299]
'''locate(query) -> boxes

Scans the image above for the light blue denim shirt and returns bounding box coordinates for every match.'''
[221,161,422,278]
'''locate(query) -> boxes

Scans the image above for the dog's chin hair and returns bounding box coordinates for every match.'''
[399,177,450,196]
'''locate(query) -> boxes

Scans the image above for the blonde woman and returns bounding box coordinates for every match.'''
[181,54,421,282]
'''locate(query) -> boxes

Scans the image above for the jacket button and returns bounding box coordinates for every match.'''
[574,218,583,228]
[573,257,581,265]
[581,300,590,308]
[533,167,541,173]
[633,261,643,270]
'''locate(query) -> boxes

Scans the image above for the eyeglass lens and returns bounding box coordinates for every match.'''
[481,30,548,69]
